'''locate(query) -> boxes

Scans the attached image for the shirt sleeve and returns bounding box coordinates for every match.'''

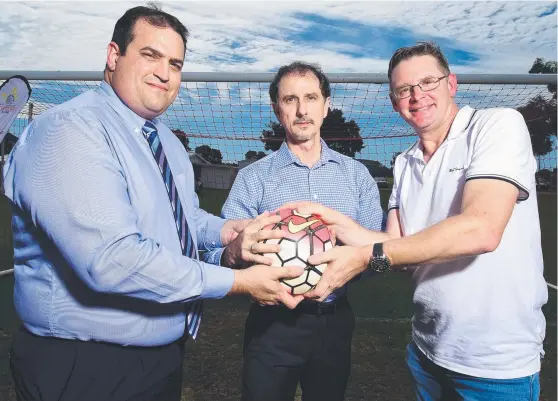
[355,166,385,231]
[465,109,537,201]
[191,191,227,251]
[350,164,385,282]
[203,168,261,265]
[4,110,234,303]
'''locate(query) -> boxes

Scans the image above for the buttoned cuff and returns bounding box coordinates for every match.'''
[204,246,226,266]
[202,217,227,250]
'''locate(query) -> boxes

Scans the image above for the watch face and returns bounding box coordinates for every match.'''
[372,258,390,273]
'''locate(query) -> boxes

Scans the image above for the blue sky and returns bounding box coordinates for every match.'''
[1,1,556,168]
[286,13,481,66]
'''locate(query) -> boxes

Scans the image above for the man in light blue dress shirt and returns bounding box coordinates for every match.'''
[3,5,304,401]
[204,62,384,401]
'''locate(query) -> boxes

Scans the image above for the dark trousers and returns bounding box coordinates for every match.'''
[241,297,354,401]
[10,326,184,401]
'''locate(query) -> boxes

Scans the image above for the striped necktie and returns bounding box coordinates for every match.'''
[142,120,202,340]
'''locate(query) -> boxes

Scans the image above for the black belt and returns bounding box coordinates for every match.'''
[262,296,348,316]
[296,300,338,315]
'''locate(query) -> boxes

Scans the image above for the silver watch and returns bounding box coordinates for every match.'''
[368,243,391,273]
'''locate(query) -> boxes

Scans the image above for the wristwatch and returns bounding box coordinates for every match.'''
[368,243,391,273]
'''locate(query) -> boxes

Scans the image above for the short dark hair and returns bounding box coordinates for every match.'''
[388,41,450,82]
[269,61,331,103]
[111,3,189,56]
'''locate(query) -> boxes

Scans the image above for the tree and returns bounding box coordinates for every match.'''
[516,58,557,157]
[245,150,267,160]
[365,160,392,178]
[195,145,222,164]
[528,58,557,98]
[171,129,191,151]
[261,108,364,157]
[245,150,257,160]
[517,95,556,156]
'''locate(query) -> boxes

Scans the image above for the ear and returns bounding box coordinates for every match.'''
[447,73,458,97]
[323,97,331,118]
[272,102,280,120]
[389,93,399,112]
[106,42,120,72]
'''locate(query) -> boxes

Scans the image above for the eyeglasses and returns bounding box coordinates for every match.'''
[392,75,449,100]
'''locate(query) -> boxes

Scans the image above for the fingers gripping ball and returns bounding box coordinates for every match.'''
[260,208,333,295]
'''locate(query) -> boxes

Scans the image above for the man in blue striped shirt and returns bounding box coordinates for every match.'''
[4,6,305,401]
[204,62,384,401]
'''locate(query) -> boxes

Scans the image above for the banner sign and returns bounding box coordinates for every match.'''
[0,75,32,144]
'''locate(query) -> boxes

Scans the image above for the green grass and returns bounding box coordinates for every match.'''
[0,191,556,401]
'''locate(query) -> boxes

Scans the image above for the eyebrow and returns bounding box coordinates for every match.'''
[395,75,437,89]
[280,92,320,101]
[140,46,184,68]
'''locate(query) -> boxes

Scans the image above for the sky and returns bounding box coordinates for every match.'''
[1,1,557,167]
[1,1,557,73]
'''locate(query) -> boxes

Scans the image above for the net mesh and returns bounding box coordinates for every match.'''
[4,78,556,189]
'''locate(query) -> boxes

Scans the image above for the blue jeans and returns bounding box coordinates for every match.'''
[406,342,540,401]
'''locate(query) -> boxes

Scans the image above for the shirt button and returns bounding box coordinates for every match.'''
[313,194,318,200]
[212,241,216,246]
[134,128,139,133]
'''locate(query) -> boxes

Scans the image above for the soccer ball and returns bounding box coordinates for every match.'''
[260,208,333,295]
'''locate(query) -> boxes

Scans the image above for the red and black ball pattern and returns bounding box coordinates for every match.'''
[260,208,332,295]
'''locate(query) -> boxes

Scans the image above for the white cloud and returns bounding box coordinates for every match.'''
[2,1,555,165]
[0,1,555,73]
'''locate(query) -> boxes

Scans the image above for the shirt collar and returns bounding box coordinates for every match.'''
[274,138,341,169]
[407,105,476,162]
[446,105,476,141]
[98,81,150,134]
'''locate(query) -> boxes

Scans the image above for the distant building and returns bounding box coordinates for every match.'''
[188,151,238,190]
[238,159,257,170]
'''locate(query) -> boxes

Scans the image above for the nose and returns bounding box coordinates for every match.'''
[296,99,308,117]
[153,60,170,82]
[409,84,425,102]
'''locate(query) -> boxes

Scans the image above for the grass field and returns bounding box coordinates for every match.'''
[0,190,556,401]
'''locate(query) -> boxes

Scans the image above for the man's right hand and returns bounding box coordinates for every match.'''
[221,211,287,268]
[229,265,305,309]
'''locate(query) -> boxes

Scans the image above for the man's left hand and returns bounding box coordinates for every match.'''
[221,218,252,246]
[221,211,287,268]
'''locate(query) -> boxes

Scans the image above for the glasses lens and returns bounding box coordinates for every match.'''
[397,87,411,99]
[420,78,439,91]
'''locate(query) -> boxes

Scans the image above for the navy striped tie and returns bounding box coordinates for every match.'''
[142,120,202,340]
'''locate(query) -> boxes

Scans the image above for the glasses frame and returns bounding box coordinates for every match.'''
[391,75,449,100]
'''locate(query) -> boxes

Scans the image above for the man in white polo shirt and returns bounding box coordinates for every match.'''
[287,41,548,400]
